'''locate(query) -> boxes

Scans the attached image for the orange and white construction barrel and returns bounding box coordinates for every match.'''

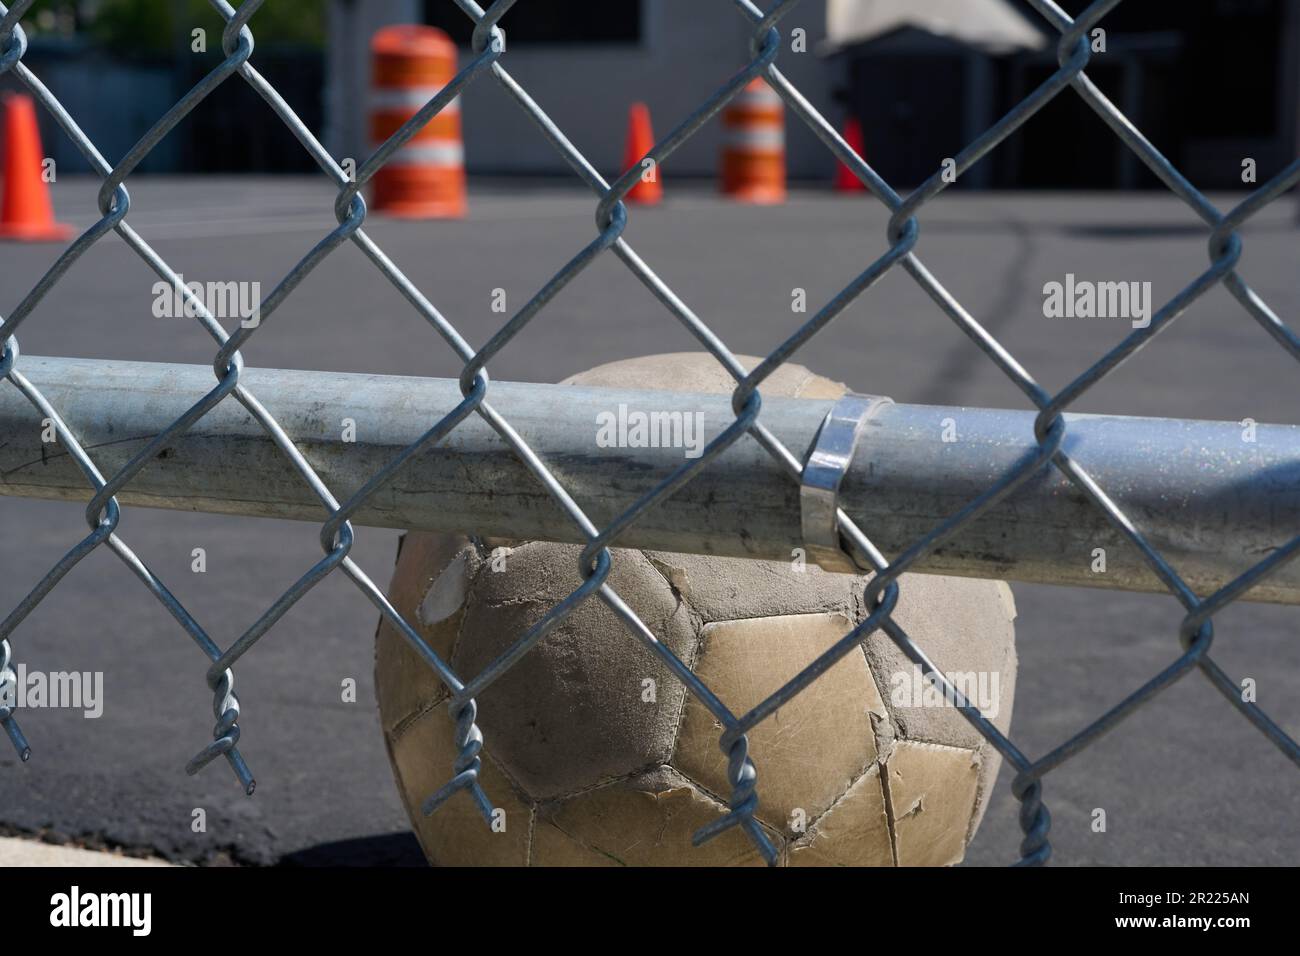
[719,78,786,204]
[370,25,466,218]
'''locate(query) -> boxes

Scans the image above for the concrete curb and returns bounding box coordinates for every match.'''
[0,836,174,867]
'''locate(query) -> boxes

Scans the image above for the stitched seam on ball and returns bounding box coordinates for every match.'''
[667,630,704,766]
[445,745,534,867]
[524,801,536,866]
[542,755,681,803]
[533,764,707,865]
[634,548,707,775]
[444,544,483,667]
[878,755,902,866]
[792,754,887,850]
[894,731,984,751]
[483,746,536,812]
[373,597,394,728]
[673,764,788,864]
[378,693,428,862]
[788,761,887,861]
[533,813,627,866]
[391,554,471,744]
[675,768,754,825]
[389,691,449,745]
[642,551,706,772]
[962,641,1015,847]
[962,752,991,848]
[860,650,900,765]
[857,616,906,763]
[387,740,439,865]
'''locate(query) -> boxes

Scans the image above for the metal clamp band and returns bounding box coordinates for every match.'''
[800,392,892,573]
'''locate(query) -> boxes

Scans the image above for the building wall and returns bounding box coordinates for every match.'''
[13,44,182,175]
[326,0,845,181]
[325,0,420,166]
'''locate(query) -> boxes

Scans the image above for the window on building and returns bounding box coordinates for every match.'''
[423,0,642,46]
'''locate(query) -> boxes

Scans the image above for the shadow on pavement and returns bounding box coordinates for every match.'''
[278,831,426,867]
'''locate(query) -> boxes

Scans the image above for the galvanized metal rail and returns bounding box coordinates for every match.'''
[3,355,1299,607]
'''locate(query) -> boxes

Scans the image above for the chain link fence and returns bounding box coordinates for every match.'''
[0,0,1297,866]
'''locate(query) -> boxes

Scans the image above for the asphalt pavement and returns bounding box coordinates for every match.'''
[0,177,1297,866]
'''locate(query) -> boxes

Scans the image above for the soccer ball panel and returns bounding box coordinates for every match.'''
[374,533,477,735]
[560,352,849,401]
[531,820,622,866]
[883,741,981,866]
[788,764,893,866]
[450,542,700,800]
[866,575,1017,749]
[860,574,1017,833]
[536,767,774,867]
[387,704,533,866]
[672,612,887,836]
[645,551,862,623]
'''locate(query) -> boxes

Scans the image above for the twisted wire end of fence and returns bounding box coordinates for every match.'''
[184,667,255,795]
[1012,776,1052,866]
[693,732,778,865]
[0,639,30,761]
[420,696,496,824]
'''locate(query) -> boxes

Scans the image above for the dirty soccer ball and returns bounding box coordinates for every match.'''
[375,355,1017,866]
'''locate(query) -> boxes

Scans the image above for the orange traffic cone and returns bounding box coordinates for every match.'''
[720,78,785,204]
[622,102,662,204]
[835,116,867,193]
[0,93,72,241]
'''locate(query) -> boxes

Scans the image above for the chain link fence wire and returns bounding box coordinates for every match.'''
[0,0,1298,865]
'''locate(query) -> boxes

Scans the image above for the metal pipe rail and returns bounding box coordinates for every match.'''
[1,355,1296,605]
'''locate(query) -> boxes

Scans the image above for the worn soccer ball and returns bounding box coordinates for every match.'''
[375,354,1017,866]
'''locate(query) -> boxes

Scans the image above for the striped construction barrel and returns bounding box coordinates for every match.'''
[720,78,786,204]
[370,25,466,218]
